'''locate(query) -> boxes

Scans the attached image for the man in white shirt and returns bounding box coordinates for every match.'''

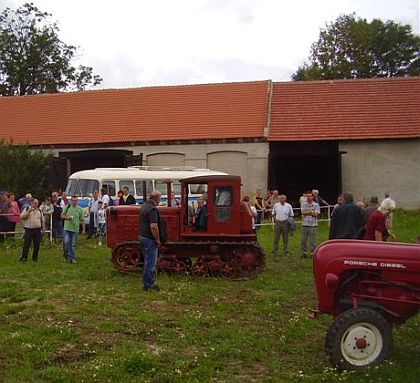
[271,194,294,256]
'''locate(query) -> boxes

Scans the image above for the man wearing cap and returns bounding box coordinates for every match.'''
[19,193,33,213]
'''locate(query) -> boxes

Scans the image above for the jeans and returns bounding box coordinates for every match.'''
[139,236,158,290]
[63,230,78,261]
[21,228,42,261]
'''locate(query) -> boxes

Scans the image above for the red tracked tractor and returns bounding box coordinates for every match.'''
[312,240,420,370]
[106,175,264,279]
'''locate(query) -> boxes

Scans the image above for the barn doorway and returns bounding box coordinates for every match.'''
[52,149,143,192]
[268,141,341,206]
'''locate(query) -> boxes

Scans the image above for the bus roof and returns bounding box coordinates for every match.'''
[69,167,227,181]
[180,175,241,184]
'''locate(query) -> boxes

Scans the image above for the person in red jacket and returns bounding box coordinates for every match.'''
[363,198,396,241]
[8,193,21,238]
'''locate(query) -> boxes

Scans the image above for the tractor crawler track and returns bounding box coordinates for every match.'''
[111,239,264,280]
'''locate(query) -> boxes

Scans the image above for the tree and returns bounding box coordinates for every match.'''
[0,141,51,199]
[292,14,420,81]
[0,3,102,96]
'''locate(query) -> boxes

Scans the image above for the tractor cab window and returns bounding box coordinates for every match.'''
[214,187,232,223]
[189,184,207,195]
[173,181,181,195]
[184,183,208,232]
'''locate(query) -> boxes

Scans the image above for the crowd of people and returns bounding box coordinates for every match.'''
[0,187,126,263]
[0,185,399,291]
[241,188,397,259]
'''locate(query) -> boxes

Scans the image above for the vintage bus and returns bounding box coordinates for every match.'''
[65,166,227,208]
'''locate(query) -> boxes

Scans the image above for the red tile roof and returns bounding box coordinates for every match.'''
[269,77,420,141]
[0,81,270,146]
[2,77,419,146]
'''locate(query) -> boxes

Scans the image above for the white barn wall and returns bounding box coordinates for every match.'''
[340,139,420,209]
[50,139,420,209]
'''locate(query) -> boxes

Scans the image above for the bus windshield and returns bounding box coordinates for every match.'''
[66,179,99,197]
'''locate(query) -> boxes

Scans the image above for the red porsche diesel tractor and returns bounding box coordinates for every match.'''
[312,239,420,370]
[106,175,264,279]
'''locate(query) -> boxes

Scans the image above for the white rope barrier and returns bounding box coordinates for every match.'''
[254,205,332,227]
[0,213,53,242]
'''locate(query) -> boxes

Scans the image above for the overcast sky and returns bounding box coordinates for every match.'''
[2,0,420,89]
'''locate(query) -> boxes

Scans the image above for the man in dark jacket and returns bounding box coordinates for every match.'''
[329,193,365,240]
[120,186,136,205]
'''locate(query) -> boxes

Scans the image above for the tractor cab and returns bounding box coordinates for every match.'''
[180,175,253,239]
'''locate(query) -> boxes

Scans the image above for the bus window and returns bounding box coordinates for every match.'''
[102,180,116,196]
[135,180,153,196]
[155,181,170,195]
[74,179,100,197]
[66,179,77,195]
[119,180,135,195]
[87,180,99,196]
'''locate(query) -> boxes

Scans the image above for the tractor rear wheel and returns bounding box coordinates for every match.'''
[325,308,392,371]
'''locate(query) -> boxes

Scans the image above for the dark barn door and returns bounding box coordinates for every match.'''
[268,141,341,206]
[58,150,142,174]
[49,156,68,193]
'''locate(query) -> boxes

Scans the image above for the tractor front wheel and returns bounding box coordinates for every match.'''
[325,308,392,371]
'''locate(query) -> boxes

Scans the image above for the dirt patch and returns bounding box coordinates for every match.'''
[225,361,270,382]
[51,344,84,363]
[50,299,74,309]
[145,341,162,355]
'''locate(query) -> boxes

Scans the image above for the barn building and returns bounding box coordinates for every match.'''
[269,77,420,207]
[1,77,419,208]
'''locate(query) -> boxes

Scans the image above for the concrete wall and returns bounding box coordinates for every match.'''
[340,139,420,209]
[54,142,269,197]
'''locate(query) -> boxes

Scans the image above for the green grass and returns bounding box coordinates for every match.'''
[0,210,419,382]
